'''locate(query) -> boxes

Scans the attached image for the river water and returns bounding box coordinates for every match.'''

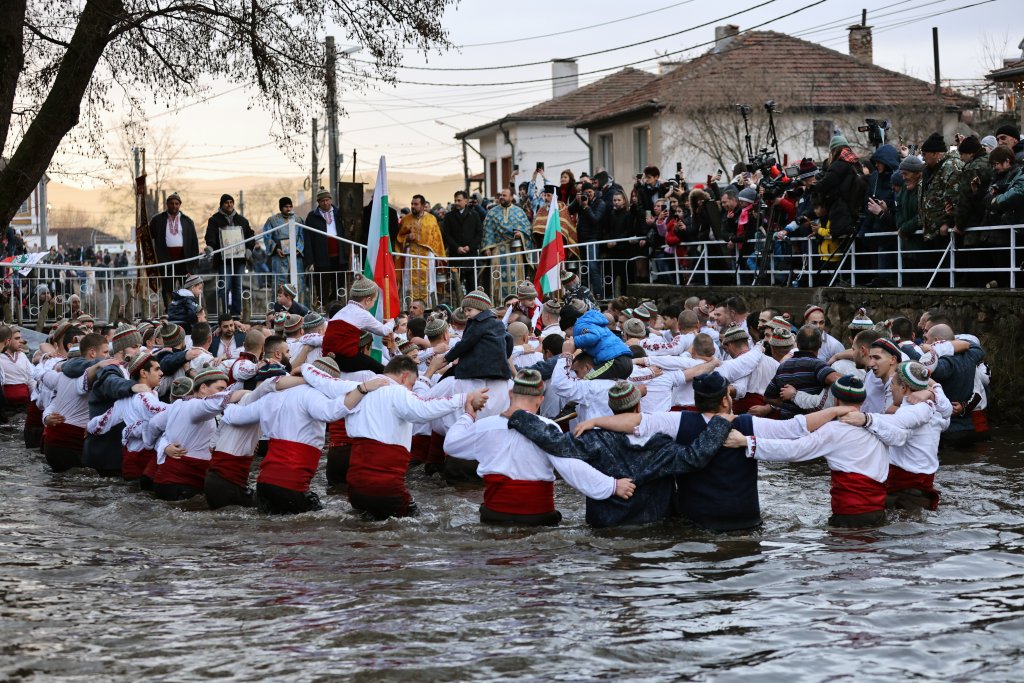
[2,426,1023,682]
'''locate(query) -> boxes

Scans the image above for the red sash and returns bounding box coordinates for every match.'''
[482,475,555,516]
[208,449,254,488]
[121,446,155,480]
[257,438,322,492]
[410,434,431,464]
[886,464,940,510]
[347,438,411,497]
[323,319,360,358]
[830,470,887,516]
[971,409,989,435]
[327,419,350,448]
[3,384,30,405]
[732,393,765,415]
[25,401,43,428]
[427,431,446,466]
[43,422,85,452]
[155,455,210,488]
[327,237,339,258]
[143,451,158,481]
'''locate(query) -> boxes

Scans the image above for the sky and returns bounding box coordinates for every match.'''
[48,0,1017,189]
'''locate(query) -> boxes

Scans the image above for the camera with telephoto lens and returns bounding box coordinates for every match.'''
[857,118,890,148]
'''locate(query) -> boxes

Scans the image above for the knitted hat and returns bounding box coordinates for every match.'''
[256,363,288,381]
[302,312,325,330]
[720,326,748,344]
[767,326,795,347]
[632,307,651,322]
[871,338,901,359]
[136,321,154,339]
[451,307,468,324]
[283,314,303,335]
[511,369,545,396]
[316,189,332,201]
[957,135,983,156]
[622,318,647,339]
[462,290,492,312]
[980,135,998,151]
[507,321,529,340]
[425,317,449,338]
[803,304,825,321]
[167,192,182,204]
[798,157,818,176]
[76,314,94,325]
[829,133,850,151]
[921,132,946,153]
[171,376,194,398]
[111,323,143,354]
[639,301,659,315]
[50,320,72,346]
[693,371,729,400]
[127,349,154,376]
[220,194,234,206]
[194,367,228,386]
[896,361,930,391]
[607,380,641,414]
[848,308,874,331]
[542,299,562,317]
[899,155,925,173]
[312,356,341,378]
[280,283,298,299]
[272,312,287,333]
[996,124,1021,141]
[349,275,378,300]
[183,274,203,290]
[560,270,578,286]
[399,340,420,356]
[358,330,373,347]
[279,197,293,211]
[768,315,793,332]
[569,298,588,314]
[737,187,757,204]
[160,323,185,348]
[516,281,538,301]
[831,375,866,403]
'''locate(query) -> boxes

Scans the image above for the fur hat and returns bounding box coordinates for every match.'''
[111,323,143,355]
[511,369,545,396]
[831,375,866,403]
[461,290,492,312]
[622,318,647,339]
[608,380,642,414]
[349,275,378,300]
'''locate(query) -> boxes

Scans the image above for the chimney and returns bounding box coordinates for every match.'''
[551,59,579,99]
[713,25,739,53]
[848,11,873,63]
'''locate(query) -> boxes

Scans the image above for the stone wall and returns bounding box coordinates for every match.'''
[628,284,1023,418]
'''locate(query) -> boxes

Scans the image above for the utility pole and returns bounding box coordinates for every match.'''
[311,116,319,203]
[238,189,245,217]
[932,27,943,133]
[352,148,357,183]
[326,36,339,201]
[38,175,48,251]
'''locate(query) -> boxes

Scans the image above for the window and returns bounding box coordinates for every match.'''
[500,156,512,192]
[488,160,498,196]
[598,134,614,172]
[813,120,834,148]
[633,126,650,172]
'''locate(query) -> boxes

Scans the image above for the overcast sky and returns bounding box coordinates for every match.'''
[51,0,1016,188]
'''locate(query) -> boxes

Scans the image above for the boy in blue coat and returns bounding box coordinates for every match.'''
[572,308,633,379]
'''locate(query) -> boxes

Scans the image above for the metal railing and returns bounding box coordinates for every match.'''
[4,223,1022,327]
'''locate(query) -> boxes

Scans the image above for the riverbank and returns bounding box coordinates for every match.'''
[629,285,1022,418]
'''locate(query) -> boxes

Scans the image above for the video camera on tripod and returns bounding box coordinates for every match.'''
[857,118,890,148]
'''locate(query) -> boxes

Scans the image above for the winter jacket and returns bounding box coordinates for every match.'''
[882,185,921,245]
[506,410,732,528]
[150,212,200,263]
[303,206,348,271]
[167,289,200,330]
[861,144,899,235]
[441,208,483,257]
[573,310,631,364]
[205,210,255,267]
[444,308,513,380]
[569,195,608,243]
[985,166,1024,228]
[813,148,864,239]
[956,151,993,234]
[919,153,963,242]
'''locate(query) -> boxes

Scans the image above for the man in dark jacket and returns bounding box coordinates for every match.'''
[604,190,634,296]
[861,143,900,286]
[954,136,994,286]
[304,189,348,308]
[996,124,1024,163]
[441,190,483,292]
[359,197,400,253]
[507,379,734,528]
[205,194,254,317]
[150,192,200,308]
[568,183,608,299]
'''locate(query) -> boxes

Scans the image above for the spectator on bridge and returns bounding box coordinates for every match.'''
[150,192,200,308]
[954,135,995,287]
[568,182,608,299]
[918,133,963,269]
[441,190,483,292]
[264,197,304,294]
[813,134,864,241]
[995,124,1024,163]
[304,189,348,309]
[205,194,254,318]
[860,143,900,287]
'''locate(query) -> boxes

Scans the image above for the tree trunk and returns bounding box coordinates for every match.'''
[0,0,26,160]
[0,0,123,228]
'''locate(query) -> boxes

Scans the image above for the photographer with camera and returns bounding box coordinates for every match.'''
[568,182,608,299]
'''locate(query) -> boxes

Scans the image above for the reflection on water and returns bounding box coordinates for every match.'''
[2,426,1023,681]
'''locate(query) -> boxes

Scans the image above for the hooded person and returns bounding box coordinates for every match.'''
[813,134,866,239]
[862,143,901,285]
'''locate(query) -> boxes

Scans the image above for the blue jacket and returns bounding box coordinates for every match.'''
[573,310,630,363]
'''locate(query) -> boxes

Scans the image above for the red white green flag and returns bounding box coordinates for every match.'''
[534,193,566,296]
[363,156,400,360]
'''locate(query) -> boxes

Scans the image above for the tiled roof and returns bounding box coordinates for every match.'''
[455,68,658,139]
[986,60,1024,81]
[572,31,977,127]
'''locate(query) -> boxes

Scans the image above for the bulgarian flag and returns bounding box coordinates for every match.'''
[363,156,400,360]
[534,193,566,296]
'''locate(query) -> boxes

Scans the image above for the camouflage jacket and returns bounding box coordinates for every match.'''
[918,153,963,241]
[955,152,993,231]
